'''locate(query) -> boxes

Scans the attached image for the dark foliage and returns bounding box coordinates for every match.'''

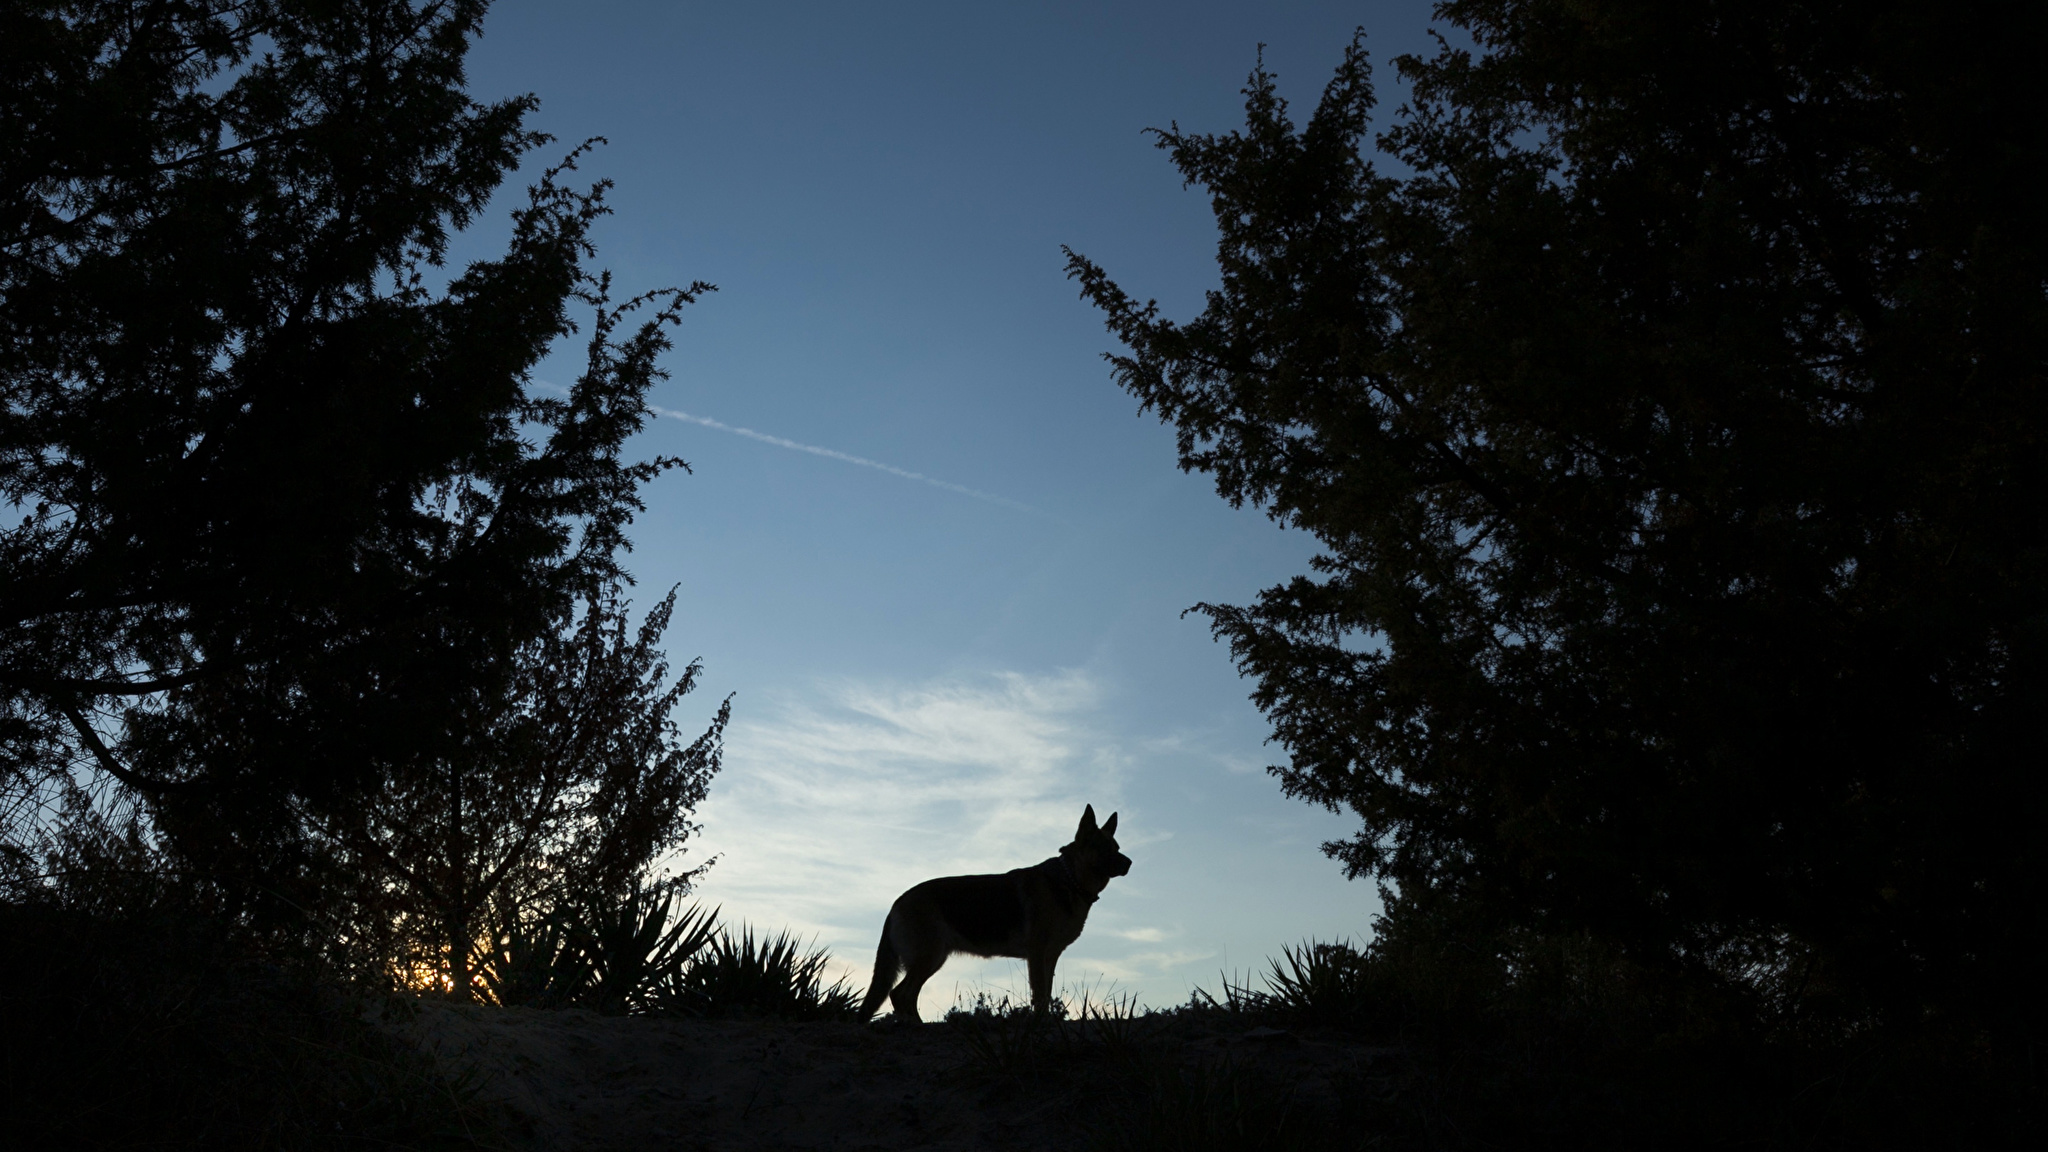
[939,937,2033,1151]
[320,583,727,997]
[0,0,710,932]
[1358,904,2037,1150]
[1068,0,2048,1036]
[0,902,496,1150]
[1182,924,2037,1149]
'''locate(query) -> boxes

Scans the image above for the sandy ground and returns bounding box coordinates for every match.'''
[399,1003,1397,1152]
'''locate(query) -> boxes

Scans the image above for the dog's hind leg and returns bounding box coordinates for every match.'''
[889,950,946,1024]
[859,921,901,1021]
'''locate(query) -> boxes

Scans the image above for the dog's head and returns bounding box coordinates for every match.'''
[1063,804,1132,886]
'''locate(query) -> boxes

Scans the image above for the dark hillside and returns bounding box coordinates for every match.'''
[0,904,492,1150]
[4,911,2031,1150]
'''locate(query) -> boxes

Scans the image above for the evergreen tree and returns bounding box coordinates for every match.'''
[0,1,710,920]
[1069,0,2047,1028]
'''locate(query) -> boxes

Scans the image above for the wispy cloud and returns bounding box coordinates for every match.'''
[651,405,1053,519]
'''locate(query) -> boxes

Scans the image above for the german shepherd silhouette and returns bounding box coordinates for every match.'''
[860,805,1131,1022]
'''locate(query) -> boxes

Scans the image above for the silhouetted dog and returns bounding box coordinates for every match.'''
[860,805,1131,1022]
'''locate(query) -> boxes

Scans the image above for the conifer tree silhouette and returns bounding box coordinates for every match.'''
[1070,1,2048,1030]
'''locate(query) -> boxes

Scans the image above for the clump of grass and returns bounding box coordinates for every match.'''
[1074,990,1154,1056]
[947,992,1064,1078]
[945,989,1162,1079]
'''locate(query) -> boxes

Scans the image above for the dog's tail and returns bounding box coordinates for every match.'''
[859,914,900,1021]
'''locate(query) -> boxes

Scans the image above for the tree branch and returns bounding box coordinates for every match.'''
[57,700,203,795]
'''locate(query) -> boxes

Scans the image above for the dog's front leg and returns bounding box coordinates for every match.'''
[1027,949,1056,1015]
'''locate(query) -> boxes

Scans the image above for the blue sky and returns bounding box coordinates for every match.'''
[459,0,1440,1015]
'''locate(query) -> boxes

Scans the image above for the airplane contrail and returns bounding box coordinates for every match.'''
[652,406,1051,519]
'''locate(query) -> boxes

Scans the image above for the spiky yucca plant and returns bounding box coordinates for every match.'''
[479,906,589,1009]
[580,889,719,1016]
[649,925,859,1021]
[1260,940,1371,1026]
[478,892,717,1014]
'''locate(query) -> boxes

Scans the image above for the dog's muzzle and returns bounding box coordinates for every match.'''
[1113,853,1132,876]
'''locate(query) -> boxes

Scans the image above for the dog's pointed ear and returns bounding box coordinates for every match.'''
[1103,812,1118,837]
[1079,804,1098,835]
